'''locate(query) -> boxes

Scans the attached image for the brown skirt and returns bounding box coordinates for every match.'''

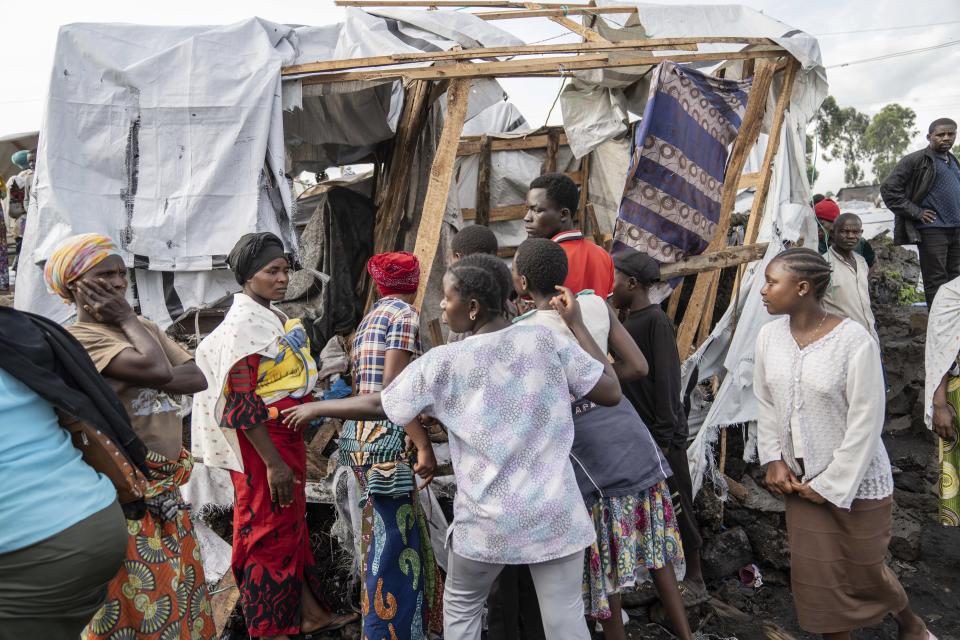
[785,494,908,634]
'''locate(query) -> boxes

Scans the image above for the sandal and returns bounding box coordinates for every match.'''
[300,611,359,638]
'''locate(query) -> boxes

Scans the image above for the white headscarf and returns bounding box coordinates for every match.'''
[924,277,960,428]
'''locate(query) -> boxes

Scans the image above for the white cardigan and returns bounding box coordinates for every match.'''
[753,317,893,509]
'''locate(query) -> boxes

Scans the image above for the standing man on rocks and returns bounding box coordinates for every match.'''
[524,173,614,299]
[882,117,960,306]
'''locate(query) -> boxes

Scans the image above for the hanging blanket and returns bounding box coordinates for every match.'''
[612,61,752,265]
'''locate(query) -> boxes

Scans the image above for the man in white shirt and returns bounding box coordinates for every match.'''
[821,213,880,344]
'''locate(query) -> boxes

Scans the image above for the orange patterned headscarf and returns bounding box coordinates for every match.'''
[44,233,121,302]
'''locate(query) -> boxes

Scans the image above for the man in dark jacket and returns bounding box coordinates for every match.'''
[881,117,959,306]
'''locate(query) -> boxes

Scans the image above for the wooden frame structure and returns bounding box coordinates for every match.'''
[282,0,802,349]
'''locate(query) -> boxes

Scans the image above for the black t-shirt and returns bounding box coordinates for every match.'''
[621,305,689,450]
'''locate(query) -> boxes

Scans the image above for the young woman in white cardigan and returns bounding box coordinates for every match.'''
[754,247,933,640]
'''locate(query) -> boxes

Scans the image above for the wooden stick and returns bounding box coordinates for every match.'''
[413,78,471,310]
[427,318,445,348]
[298,47,786,84]
[666,280,684,322]
[659,242,768,279]
[337,0,600,6]
[544,128,560,174]
[478,5,635,19]
[458,131,568,155]
[578,153,591,234]
[475,135,492,226]
[737,171,762,190]
[281,38,720,76]
[675,58,778,358]
[697,270,720,345]
[366,79,433,311]
[551,15,609,43]
[743,58,799,247]
[462,204,526,222]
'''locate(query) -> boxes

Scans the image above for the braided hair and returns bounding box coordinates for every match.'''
[447,254,506,315]
[770,247,833,300]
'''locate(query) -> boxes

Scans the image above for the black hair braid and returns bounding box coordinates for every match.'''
[514,238,568,295]
[772,247,833,300]
[447,259,503,315]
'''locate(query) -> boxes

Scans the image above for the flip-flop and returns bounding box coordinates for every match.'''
[300,611,359,638]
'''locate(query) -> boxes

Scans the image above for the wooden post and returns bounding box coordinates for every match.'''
[413,79,471,309]
[475,135,492,226]
[578,153,591,234]
[666,280,684,322]
[675,58,777,358]
[731,58,800,300]
[365,79,433,312]
[544,128,560,174]
[742,58,799,247]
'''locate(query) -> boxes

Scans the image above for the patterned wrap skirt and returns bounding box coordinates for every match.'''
[82,449,216,640]
[582,481,684,620]
[341,419,443,639]
[940,376,960,525]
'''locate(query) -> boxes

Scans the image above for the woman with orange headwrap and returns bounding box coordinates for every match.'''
[43,233,217,640]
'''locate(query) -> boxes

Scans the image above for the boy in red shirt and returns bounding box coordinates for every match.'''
[524,173,614,299]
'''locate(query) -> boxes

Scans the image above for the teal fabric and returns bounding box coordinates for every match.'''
[0,368,115,553]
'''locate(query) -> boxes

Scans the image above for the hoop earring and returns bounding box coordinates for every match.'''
[470,311,477,321]
[799,292,805,297]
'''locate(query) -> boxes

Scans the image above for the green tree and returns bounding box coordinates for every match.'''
[862,103,918,183]
[816,95,870,186]
[805,133,819,186]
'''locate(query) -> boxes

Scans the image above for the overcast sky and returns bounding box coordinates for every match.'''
[0,0,958,192]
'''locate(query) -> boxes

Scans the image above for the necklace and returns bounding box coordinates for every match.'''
[793,312,828,349]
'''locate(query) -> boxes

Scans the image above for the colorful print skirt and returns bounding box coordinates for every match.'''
[582,481,684,620]
[342,419,443,639]
[82,449,215,639]
[941,376,960,525]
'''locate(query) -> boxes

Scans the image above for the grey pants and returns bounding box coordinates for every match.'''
[0,500,127,640]
[444,549,591,640]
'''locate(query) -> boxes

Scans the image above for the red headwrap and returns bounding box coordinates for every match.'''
[367,251,420,296]
[814,198,840,223]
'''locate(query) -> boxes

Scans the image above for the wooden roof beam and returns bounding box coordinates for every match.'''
[281,38,722,76]
[337,0,600,6]
[478,6,635,20]
[297,47,787,84]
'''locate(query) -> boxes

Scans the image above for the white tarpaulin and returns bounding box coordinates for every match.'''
[16,10,521,326]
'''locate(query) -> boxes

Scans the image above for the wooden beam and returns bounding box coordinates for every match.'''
[299,47,786,84]
[337,0,600,6]
[697,270,720,345]
[743,59,799,246]
[666,280,684,322]
[675,58,777,358]
[737,171,762,190]
[281,38,714,76]
[544,128,560,173]
[462,204,526,223]
[659,242,769,279]
[366,79,433,311]
[413,78,471,309]
[578,153,591,234]
[478,5,636,19]
[475,135,492,226]
[551,15,609,43]
[457,131,568,155]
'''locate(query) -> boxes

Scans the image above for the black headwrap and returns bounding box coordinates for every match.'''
[0,307,150,477]
[227,232,288,285]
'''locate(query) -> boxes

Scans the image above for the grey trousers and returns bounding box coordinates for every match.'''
[444,549,591,640]
[0,500,127,640]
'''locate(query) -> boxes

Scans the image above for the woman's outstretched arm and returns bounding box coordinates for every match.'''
[281,392,386,429]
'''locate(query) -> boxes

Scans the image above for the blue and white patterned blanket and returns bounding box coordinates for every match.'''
[612,61,751,265]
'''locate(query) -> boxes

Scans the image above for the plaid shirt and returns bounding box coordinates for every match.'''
[352,297,421,395]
